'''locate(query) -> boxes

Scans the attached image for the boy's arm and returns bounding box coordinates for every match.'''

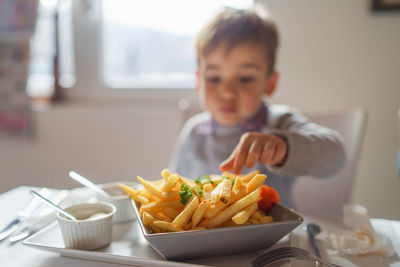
[266,111,346,178]
[220,132,287,174]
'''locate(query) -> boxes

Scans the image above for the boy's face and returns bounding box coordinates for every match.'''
[196,42,278,126]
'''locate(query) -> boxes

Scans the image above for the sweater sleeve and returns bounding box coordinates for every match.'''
[266,106,346,178]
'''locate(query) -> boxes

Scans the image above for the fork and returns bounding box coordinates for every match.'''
[252,247,342,267]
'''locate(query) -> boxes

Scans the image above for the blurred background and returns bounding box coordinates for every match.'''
[0,0,399,220]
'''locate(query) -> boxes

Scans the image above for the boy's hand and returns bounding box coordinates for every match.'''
[219,132,287,174]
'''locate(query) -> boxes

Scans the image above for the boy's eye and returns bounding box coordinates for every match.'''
[239,76,255,83]
[206,76,220,83]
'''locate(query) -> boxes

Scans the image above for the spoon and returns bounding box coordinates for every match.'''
[306,223,322,258]
[29,190,77,220]
[69,171,110,198]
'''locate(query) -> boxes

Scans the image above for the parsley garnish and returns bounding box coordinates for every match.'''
[195,174,214,186]
[203,174,214,184]
[179,183,193,205]
[194,187,204,196]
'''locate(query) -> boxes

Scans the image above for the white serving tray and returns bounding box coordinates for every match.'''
[22,221,205,267]
[22,219,283,267]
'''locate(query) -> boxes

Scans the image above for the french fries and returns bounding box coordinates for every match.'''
[205,187,261,228]
[153,220,183,232]
[172,196,199,227]
[119,169,275,233]
[246,174,267,193]
[137,176,162,198]
[232,202,258,225]
[192,200,211,227]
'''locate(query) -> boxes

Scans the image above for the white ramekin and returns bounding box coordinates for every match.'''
[98,182,137,223]
[57,202,116,250]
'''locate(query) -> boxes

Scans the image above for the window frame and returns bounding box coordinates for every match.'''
[70,0,198,103]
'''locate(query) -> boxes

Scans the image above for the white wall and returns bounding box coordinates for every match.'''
[257,0,400,219]
[0,102,182,192]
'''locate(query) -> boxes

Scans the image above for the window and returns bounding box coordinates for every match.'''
[27,0,75,98]
[102,0,253,90]
[28,0,254,99]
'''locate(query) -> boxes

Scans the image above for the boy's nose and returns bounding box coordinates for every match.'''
[219,81,237,99]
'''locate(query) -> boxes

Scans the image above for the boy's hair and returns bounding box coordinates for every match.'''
[195,7,279,74]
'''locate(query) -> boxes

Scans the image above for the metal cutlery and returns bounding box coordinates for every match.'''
[69,171,110,198]
[0,219,20,242]
[29,190,76,220]
[306,223,322,258]
[0,188,50,243]
[7,190,69,244]
[252,247,342,267]
[7,229,31,244]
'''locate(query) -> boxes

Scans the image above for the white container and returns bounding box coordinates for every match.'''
[98,182,137,223]
[57,202,116,250]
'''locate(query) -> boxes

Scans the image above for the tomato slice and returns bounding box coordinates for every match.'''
[258,185,280,213]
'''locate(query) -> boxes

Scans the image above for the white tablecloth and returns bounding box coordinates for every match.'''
[0,186,399,267]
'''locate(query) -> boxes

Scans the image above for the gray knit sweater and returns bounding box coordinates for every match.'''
[169,104,345,209]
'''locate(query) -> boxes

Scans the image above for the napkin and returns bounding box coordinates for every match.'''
[322,204,394,257]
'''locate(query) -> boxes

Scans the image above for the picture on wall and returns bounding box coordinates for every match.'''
[372,0,400,10]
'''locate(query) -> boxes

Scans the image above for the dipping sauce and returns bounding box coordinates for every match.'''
[57,202,116,250]
[66,212,110,221]
[85,212,109,221]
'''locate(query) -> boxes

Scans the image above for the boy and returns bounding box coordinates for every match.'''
[169,7,345,209]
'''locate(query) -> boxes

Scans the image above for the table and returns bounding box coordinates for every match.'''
[0,186,399,267]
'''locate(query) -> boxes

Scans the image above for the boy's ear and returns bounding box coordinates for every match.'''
[195,70,201,93]
[265,71,279,97]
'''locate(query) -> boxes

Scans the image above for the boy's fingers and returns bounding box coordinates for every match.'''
[233,155,244,174]
[233,137,252,174]
[245,140,262,168]
[268,144,280,165]
[220,145,239,171]
[260,142,274,165]
[219,155,235,172]
[271,141,287,165]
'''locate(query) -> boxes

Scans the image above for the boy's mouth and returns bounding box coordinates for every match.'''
[221,106,236,113]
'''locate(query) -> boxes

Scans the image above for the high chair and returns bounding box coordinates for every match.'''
[291,107,368,220]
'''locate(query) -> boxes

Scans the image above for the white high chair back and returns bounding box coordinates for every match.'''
[292,107,368,220]
[397,108,400,178]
